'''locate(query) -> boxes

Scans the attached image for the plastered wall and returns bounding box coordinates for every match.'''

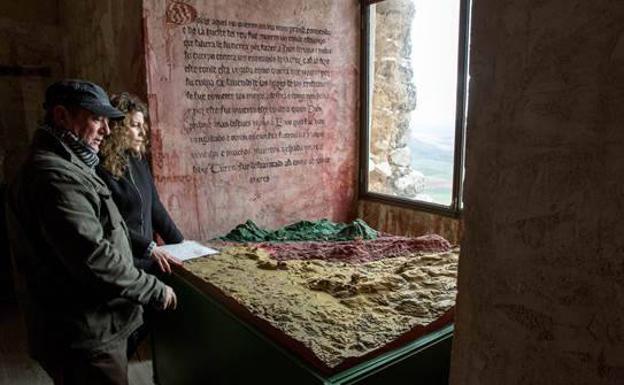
[143,0,360,240]
[450,1,624,384]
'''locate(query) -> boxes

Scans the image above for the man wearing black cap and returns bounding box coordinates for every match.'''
[5,79,177,385]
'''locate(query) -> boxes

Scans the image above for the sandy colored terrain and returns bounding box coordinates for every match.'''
[185,246,458,368]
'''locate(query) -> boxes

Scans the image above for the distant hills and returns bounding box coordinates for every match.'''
[408,136,454,204]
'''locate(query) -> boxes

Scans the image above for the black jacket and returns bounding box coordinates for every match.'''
[97,154,183,271]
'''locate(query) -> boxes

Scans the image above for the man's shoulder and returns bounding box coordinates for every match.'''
[27,150,82,182]
[30,148,71,167]
[22,150,103,195]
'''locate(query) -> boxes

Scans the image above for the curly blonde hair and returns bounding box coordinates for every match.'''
[99,93,149,178]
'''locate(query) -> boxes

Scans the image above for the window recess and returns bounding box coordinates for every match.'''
[360,0,470,217]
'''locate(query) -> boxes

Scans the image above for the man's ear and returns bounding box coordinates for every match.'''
[51,105,70,128]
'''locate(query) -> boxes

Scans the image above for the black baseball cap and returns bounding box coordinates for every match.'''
[43,79,125,119]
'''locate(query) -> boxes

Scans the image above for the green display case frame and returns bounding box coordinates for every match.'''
[152,269,454,385]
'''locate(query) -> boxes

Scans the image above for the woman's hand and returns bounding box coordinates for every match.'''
[151,246,183,274]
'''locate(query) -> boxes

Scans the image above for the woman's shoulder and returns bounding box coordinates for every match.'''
[127,153,151,171]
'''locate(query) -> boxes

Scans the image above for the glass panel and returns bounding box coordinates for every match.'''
[367,0,461,206]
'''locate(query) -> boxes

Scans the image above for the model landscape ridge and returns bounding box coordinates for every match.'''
[186,218,458,370]
[217,218,380,243]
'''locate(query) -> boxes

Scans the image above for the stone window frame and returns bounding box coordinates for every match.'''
[359,0,471,218]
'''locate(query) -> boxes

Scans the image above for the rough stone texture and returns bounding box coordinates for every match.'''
[0,0,145,183]
[58,0,147,98]
[0,1,63,182]
[368,0,425,199]
[450,1,624,385]
[357,200,462,245]
[185,245,458,370]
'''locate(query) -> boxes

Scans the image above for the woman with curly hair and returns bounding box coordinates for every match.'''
[97,92,185,358]
[98,92,184,273]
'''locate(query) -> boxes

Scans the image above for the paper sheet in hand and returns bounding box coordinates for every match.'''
[160,240,219,261]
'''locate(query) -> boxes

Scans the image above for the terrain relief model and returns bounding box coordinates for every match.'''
[184,219,458,372]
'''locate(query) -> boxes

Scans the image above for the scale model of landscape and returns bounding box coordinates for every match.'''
[184,219,458,370]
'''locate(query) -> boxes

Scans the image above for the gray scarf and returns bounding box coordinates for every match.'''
[43,124,100,168]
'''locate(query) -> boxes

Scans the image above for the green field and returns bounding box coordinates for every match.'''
[409,140,454,205]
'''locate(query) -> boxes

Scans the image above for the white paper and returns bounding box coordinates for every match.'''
[160,240,219,261]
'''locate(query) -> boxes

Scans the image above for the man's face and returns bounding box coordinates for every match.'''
[64,108,111,153]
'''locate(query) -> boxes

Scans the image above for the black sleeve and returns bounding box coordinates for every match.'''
[97,164,155,262]
[145,161,184,244]
[128,226,154,258]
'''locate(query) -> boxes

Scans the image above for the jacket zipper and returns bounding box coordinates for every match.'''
[126,160,145,234]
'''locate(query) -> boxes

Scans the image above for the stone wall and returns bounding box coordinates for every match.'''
[58,0,146,97]
[368,0,425,199]
[0,0,145,183]
[450,1,624,384]
[0,1,63,182]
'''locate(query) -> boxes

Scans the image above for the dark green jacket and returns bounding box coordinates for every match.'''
[6,128,167,358]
